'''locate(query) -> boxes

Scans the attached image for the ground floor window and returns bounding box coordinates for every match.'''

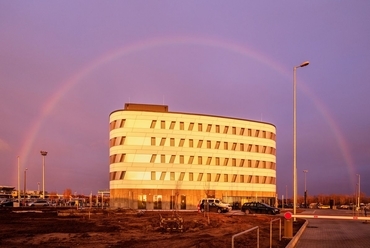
[138,195,146,209]
[180,195,186,209]
[154,195,162,209]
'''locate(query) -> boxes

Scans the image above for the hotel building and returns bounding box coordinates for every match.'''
[109,103,277,210]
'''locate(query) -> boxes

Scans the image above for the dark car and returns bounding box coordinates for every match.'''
[0,200,14,207]
[241,202,280,215]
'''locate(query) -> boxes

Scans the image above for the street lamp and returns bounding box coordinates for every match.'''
[24,168,28,199]
[293,61,310,220]
[303,170,308,208]
[40,151,48,199]
[357,174,361,209]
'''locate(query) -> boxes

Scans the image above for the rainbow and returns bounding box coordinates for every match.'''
[17,35,356,191]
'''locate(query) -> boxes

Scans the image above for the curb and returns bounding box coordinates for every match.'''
[285,219,309,248]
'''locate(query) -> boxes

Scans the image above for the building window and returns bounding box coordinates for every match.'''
[232,143,237,150]
[197,173,203,181]
[151,171,156,180]
[240,159,245,167]
[263,146,267,153]
[216,125,220,133]
[248,160,252,167]
[150,120,157,129]
[161,154,165,163]
[170,155,175,163]
[197,140,203,148]
[170,138,175,146]
[207,140,211,149]
[248,144,252,152]
[256,145,259,153]
[232,174,237,182]
[232,158,236,166]
[150,154,157,163]
[160,138,166,146]
[153,195,162,209]
[223,126,229,134]
[179,172,185,181]
[224,174,228,182]
[255,130,260,137]
[240,175,244,183]
[215,174,220,182]
[223,158,229,166]
[263,131,266,138]
[207,173,211,182]
[170,172,175,180]
[188,122,194,131]
[240,143,244,151]
[248,175,253,183]
[179,139,185,147]
[206,157,212,165]
[151,137,156,146]
[240,128,245,135]
[119,171,126,180]
[248,129,252,136]
[189,139,193,147]
[180,122,184,130]
[206,124,212,132]
[160,172,166,180]
[161,120,165,129]
[215,141,220,149]
[255,160,260,168]
[224,142,228,150]
[215,157,220,165]
[232,127,236,134]
[189,172,193,181]
[198,156,202,165]
[179,155,184,164]
[198,123,202,131]
[169,121,175,129]
[138,195,147,209]
[188,156,194,164]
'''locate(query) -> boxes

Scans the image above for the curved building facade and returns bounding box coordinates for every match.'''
[109,103,277,210]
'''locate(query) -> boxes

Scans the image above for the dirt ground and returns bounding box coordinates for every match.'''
[0,207,304,248]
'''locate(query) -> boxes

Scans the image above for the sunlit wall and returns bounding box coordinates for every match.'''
[109,103,277,210]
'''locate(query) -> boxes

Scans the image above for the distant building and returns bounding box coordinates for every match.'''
[0,186,15,198]
[109,103,277,210]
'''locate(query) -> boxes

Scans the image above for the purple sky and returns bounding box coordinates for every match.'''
[1,1,369,198]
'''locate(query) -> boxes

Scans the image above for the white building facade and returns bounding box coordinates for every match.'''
[109,103,277,210]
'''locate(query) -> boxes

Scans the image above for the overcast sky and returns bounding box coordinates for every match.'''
[1,1,369,198]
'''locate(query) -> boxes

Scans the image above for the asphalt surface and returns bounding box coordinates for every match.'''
[291,209,370,248]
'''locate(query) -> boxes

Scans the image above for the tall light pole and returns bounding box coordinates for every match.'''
[293,61,310,220]
[24,168,28,199]
[17,156,20,205]
[40,151,48,199]
[357,174,360,209]
[303,170,308,208]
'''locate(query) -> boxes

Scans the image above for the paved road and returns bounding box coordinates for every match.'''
[294,209,370,248]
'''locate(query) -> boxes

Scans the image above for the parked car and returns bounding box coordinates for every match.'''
[0,200,14,207]
[199,198,232,213]
[241,202,280,215]
[28,199,49,207]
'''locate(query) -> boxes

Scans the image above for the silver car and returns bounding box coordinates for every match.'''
[28,199,49,207]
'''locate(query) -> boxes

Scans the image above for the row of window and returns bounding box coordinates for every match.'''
[110,136,276,155]
[109,153,276,169]
[110,171,276,184]
[110,119,276,140]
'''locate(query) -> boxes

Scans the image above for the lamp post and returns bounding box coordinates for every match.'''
[17,156,20,204]
[40,151,48,199]
[357,174,360,209]
[293,61,310,220]
[24,168,28,199]
[38,182,40,193]
[303,170,308,208]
